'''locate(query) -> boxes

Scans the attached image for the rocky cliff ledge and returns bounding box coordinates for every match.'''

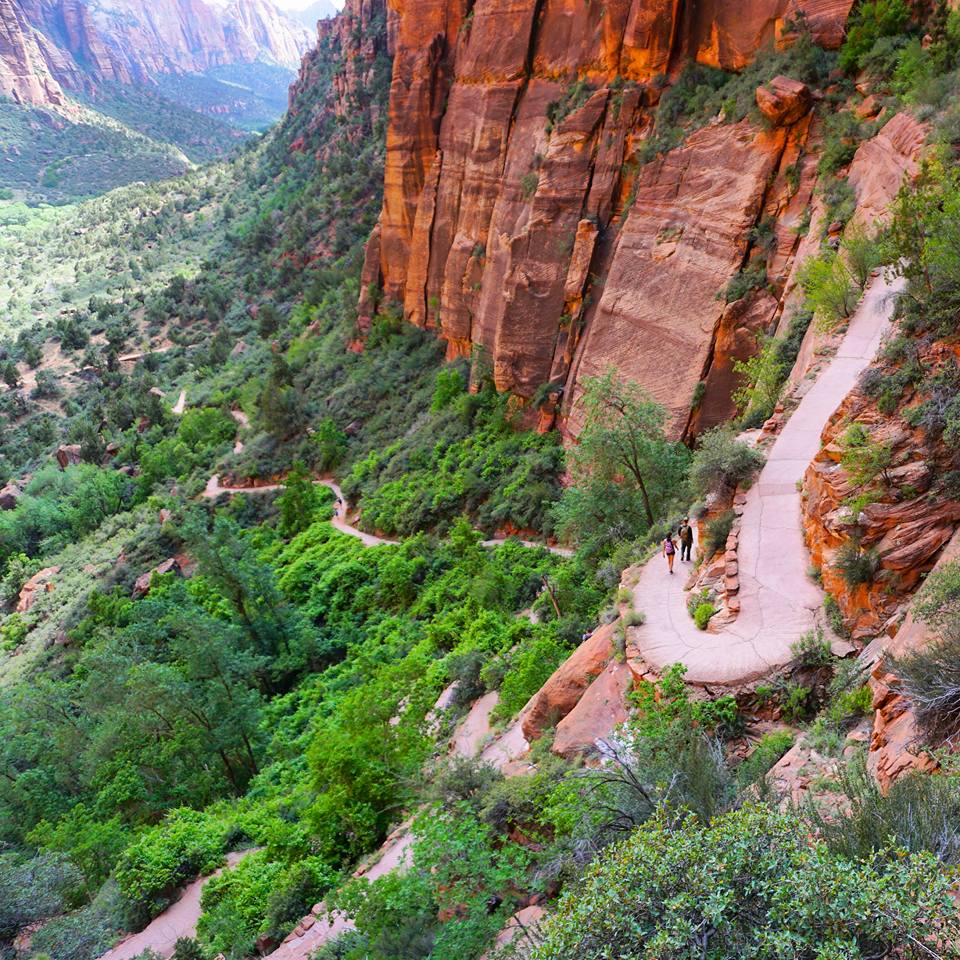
[357,0,856,437]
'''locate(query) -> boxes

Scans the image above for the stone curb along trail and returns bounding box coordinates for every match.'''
[626,275,903,687]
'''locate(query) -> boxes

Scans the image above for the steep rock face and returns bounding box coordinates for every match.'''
[803,375,960,639]
[567,120,790,436]
[2,0,312,104]
[858,529,960,792]
[359,0,855,432]
[0,0,65,105]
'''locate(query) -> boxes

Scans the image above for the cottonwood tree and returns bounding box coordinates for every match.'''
[554,371,689,551]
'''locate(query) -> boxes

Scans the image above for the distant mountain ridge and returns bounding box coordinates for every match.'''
[0,0,312,107]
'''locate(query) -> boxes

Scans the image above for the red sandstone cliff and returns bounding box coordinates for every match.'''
[1,0,313,107]
[0,0,66,105]
[357,0,857,437]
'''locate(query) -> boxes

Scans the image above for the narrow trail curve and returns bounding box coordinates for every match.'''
[630,276,904,686]
[97,850,252,960]
[172,390,187,416]
[202,475,572,556]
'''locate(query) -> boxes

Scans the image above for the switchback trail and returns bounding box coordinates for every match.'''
[630,276,903,685]
[203,475,572,556]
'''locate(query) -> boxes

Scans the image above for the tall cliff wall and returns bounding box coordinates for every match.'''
[357,0,856,437]
[1,0,313,107]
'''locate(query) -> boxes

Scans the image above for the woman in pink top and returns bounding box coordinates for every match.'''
[662,533,676,575]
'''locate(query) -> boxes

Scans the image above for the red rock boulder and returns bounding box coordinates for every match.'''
[132,557,183,599]
[0,482,21,510]
[55,445,82,469]
[16,566,61,613]
[520,621,615,742]
[756,76,812,126]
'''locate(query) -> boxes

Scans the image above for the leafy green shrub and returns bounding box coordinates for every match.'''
[890,561,960,741]
[534,803,959,960]
[198,852,335,957]
[493,631,570,722]
[312,417,348,471]
[114,810,228,924]
[693,602,717,630]
[798,249,858,330]
[824,592,848,637]
[732,335,785,426]
[431,367,465,412]
[28,881,127,960]
[735,729,794,789]
[631,664,738,739]
[0,852,82,941]
[722,262,768,303]
[839,0,913,73]
[780,682,814,723]
[703,509,735,557]
[839,422,893,490]
[171,939,203,960]
[790,629,833,668]
[812,760,960,865]
[833,541,881,587]
[689,428,764,498]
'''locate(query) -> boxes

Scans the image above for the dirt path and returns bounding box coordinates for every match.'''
[629,276,903,686]
[203,475,570,556]
[97,851,252,960]
[172,390,187,415]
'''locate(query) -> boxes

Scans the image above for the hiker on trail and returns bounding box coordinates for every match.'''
[678,518,693,562]
[662,533,676,574]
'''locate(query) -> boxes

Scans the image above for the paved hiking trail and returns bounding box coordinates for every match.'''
[203,475,572,555]
[631,276,903,685]
[98,851,251,960]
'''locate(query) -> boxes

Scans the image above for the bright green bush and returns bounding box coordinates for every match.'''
[690,429,764,498]
[693,602,717,630]
[494,631,571,722]
[114,810,228,922]
[533,804,960,959]
[839,0,913,73]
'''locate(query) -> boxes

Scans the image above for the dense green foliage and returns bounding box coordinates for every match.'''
[533,804,960,959]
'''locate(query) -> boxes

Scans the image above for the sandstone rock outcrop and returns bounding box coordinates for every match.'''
[857,529,960,791]
[755,75,812,126]
[552,659,633,758]
[520,620,615,741]
[0,0,65,105]
[359,0,856,437]
[16,565,60,613]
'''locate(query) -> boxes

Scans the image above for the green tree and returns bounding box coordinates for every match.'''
[277,461,320,536]
[554,371,689,547]
[798,249,858,332]
[312,417,347,471]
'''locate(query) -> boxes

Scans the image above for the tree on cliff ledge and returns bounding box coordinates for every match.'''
[555,371,689,553]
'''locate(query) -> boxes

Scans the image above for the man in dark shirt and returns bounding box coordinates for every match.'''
[678,517,694,561]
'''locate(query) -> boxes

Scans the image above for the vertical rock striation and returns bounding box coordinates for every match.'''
[358,0,856,436]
